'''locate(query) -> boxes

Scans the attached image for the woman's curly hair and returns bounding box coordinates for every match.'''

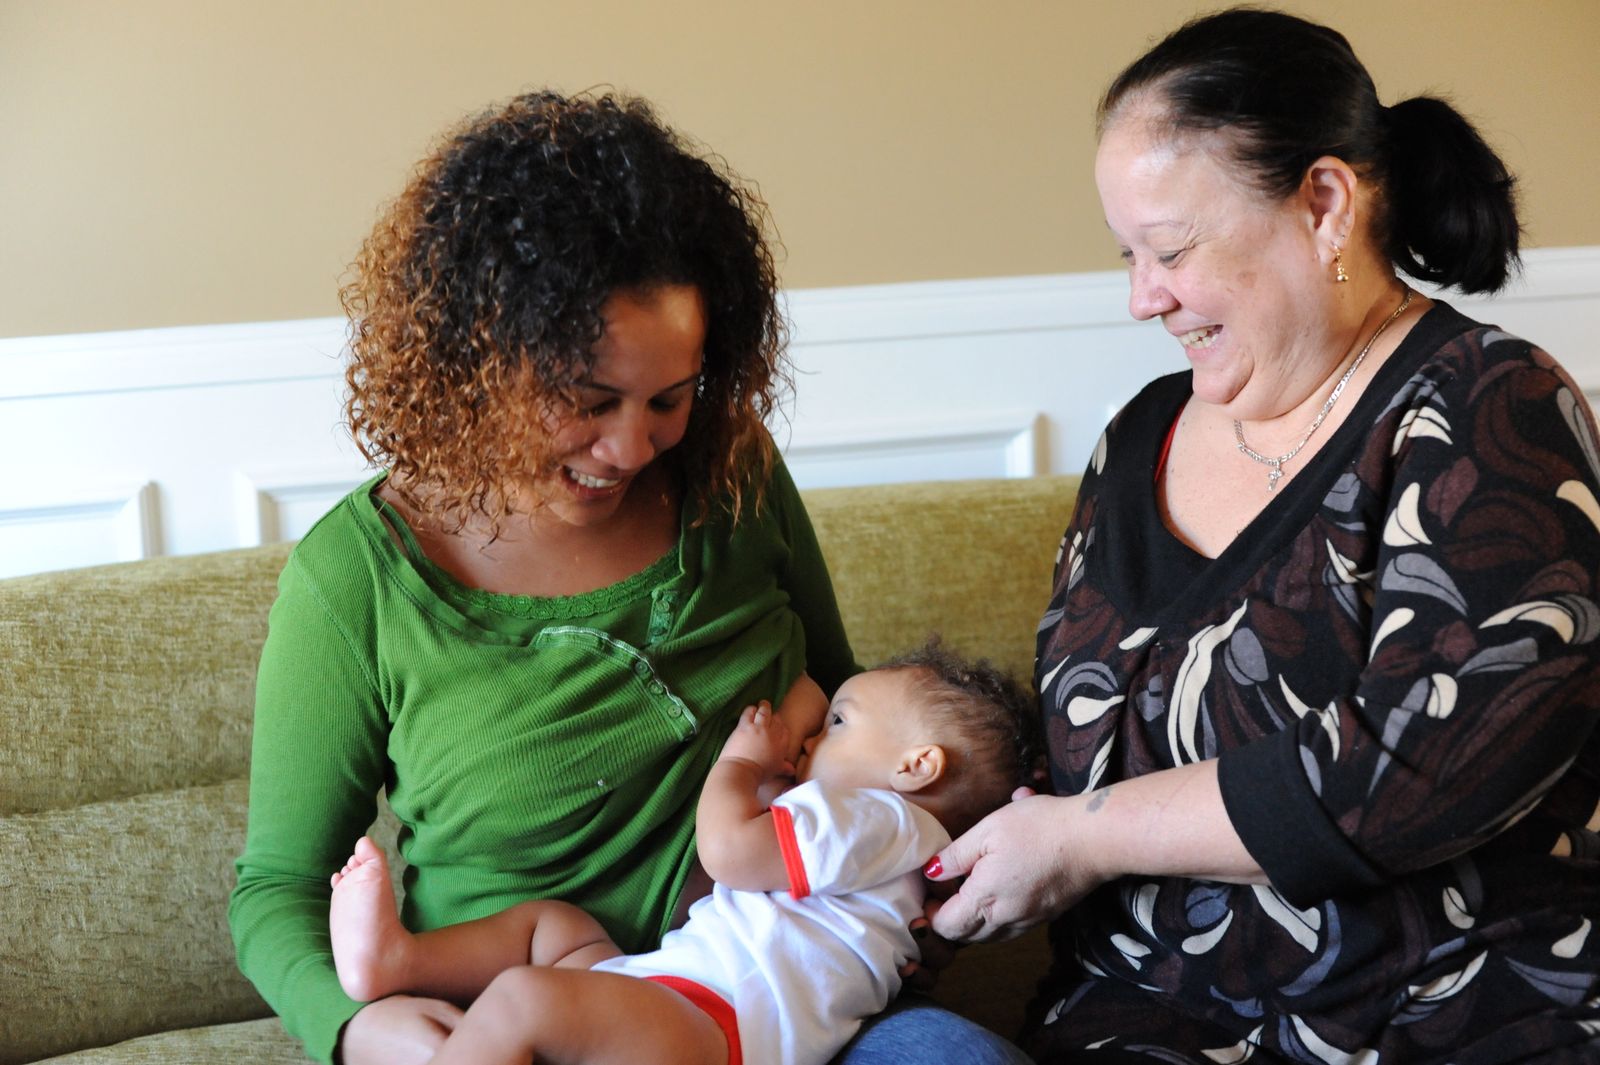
[341,90,788,531]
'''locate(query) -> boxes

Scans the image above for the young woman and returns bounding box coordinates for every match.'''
[228,91,856,1065]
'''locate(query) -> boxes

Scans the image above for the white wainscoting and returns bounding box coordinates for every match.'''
[3,246,1596,579]
[0,480,160,578]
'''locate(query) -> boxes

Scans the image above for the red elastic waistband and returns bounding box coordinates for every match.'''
[642,974,743,1065]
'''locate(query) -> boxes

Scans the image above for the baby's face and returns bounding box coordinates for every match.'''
[794,669,926,791]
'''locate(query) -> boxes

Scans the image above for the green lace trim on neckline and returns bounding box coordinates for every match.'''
[373,492,682,620]
[442,548,680,620]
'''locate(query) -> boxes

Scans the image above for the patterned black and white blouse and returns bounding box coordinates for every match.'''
[1029,303,1600,1064]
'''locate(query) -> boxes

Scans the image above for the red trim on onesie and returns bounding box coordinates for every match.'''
[771,803,810,898]
[643,975,743,1065]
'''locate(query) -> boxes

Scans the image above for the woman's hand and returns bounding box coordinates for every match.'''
[338,995,463,1065]
[924,789,1103,944]
[927,765,1267,944]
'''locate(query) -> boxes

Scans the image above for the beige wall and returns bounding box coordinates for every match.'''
[3,0,1597,339]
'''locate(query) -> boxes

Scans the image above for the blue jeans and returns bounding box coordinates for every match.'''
[830,994,1037,1065]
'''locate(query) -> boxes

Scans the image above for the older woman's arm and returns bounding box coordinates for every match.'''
[928,759,1264,942]
[937,333,1600,944]
[1212,337,1600,906]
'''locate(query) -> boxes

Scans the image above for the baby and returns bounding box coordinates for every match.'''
[328,642,1040,1065]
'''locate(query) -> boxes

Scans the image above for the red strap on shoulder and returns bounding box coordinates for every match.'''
[1155,399,1187,484]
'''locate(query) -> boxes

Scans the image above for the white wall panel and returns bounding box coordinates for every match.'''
[1429,246,1599,406]
[783,275,1168,481]
[0,481,158,579]
[233,465,372,547]
[782,411,1042,488]
[2,375,362,574]
[2,248,1595,578]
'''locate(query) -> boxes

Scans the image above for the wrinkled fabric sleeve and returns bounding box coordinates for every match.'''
[772,783,949,896]
[228,554,389,1064]
[1221,338,1600,905]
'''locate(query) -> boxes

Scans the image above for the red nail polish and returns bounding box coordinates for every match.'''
[923,857,942,878]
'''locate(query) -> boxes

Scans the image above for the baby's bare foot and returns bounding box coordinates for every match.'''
[329,836,410,1001]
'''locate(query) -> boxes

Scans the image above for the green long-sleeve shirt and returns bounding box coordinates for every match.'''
[229,459,855,1063]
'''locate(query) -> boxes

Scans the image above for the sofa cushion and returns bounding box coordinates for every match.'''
[0,544,291,818]
[34,1018,303,1064]
[0,780,270,1064]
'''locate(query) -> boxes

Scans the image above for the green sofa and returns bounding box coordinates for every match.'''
[0,474,1077,1064]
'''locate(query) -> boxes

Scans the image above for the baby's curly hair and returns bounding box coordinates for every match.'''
[341,90,788,531]
[880,639,1044,835]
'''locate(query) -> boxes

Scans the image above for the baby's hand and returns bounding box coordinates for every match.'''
[719,701,793,779]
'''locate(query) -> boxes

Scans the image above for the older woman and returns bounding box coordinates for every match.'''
[928,9,1600,1063]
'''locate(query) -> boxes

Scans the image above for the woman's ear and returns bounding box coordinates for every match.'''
[1303,154,1360,260]
[891,744,947,794]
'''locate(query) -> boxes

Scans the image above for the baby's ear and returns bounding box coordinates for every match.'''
[891,744,947,794]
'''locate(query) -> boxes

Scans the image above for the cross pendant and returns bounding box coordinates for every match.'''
[1267,463,1282,492]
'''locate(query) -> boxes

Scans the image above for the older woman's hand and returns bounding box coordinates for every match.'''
[924,789,1103,944]
[928,763,1266,944]
[339,995,463,1065]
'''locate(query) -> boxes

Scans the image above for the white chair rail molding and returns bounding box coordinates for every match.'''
[3,249,1597,579]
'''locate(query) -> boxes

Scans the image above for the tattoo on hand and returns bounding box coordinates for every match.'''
[1086,786,1112,813]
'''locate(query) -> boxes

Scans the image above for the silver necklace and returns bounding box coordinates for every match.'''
[1233,287,1413,492]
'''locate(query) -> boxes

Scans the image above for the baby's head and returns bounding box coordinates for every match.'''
[795,641,1042,835]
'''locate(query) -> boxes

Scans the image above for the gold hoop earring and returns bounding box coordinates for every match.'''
[1333,245,1349,284]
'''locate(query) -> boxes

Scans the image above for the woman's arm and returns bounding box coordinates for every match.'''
[769,457,860,694]
[928,760,1265,942]
[228,554,393,1064]
[338,995,463,1065]
[1221,339,1600,903]
[937,334,1600,943]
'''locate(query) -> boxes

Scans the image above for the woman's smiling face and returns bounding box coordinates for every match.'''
[1094,118,1328,421]
[535,284,705,529]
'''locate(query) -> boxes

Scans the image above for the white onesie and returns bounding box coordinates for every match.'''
[591,781,951,1065]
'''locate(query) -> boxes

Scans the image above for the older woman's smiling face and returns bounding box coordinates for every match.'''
[1095,118,1328,421]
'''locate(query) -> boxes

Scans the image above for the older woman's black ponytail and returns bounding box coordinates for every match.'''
[1383,96,1521,293]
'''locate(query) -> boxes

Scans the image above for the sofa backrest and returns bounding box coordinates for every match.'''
[804,475,1077,681]
[0,543,293,1063]
[0,476,1077,1063]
